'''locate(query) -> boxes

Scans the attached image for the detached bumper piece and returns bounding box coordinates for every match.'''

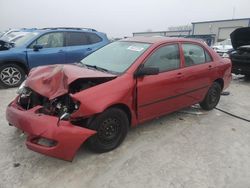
[6,102,96,161]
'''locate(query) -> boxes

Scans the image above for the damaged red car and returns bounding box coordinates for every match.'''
[6,37,232,161]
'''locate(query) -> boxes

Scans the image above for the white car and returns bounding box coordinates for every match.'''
[1,31,30,42]
[0,28,37,42]
[212,39,233,57]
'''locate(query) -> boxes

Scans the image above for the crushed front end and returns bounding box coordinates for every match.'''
[6,86,96,161]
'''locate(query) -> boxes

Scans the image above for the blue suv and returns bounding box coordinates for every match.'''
[0,28,109,88]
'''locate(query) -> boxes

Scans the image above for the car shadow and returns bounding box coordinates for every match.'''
[77,105,206,159]
[244,76,250,82]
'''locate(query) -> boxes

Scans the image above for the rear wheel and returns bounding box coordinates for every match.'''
[200,82,221,110]
[0,64,26,88]
[87,108,129,153]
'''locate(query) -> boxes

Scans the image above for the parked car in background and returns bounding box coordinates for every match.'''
[229,27,250,78]
[0,29,37,52]
[0,28,109,88]
[6,37,232,160]
[0,40,15,51]
[0,28,37,42]
[0,31,4,38]
[212,39,233,57]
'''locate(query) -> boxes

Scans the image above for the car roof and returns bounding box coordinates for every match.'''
[19,28,100,36]
[36,28,98,33]
[121,36,204,45]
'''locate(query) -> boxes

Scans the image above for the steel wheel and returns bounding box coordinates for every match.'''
[87,108,129,153]
[97,117,121,145]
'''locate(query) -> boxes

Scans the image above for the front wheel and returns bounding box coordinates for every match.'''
[200,82,221,111]
[0,64,26,88]
[87,108,129,153]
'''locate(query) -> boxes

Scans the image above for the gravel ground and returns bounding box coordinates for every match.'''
[0,77,250,188]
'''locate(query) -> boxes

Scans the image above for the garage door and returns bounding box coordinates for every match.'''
[218,27,240,41]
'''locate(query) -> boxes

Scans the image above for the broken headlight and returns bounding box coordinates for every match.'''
[17,80,27,95]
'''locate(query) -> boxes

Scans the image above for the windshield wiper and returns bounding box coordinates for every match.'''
[81,64,110,73]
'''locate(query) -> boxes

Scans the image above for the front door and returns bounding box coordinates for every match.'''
[137,43,186,122]
[27,32,66,69]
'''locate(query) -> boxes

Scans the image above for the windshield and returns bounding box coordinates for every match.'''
[80,41,150,74]
[14,32,39,47]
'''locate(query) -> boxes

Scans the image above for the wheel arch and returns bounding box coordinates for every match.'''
[0,61,29,74]
[106,103,132,126]
[214,78,224,90]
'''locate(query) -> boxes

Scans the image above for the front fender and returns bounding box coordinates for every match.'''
[0,48,28,68]
[70,74,137,125]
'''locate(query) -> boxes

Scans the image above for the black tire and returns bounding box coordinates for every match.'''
[200,82,222,111]
[245,74,250,80]
[0,64,26,88]
[87,108,129,153]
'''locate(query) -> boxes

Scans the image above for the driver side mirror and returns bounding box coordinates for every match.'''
[134,66,159,77]
[33,44,43,51]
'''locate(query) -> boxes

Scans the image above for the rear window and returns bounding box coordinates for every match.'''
[66,32,89,46]
[65,32,102,46]
[88,33,102,44]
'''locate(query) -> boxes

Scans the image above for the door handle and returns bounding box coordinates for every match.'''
[177,72,183,78]
[208,65,212,70]
[58,50,64,53]
[86,48,92,51]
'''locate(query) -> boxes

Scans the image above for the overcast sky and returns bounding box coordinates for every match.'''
[0,0,249,38]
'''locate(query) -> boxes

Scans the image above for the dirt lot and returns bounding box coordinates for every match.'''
[0,77,250,188]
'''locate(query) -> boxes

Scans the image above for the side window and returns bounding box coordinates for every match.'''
[182,44,206,66]
[205,50,212,62]
[144,44,180,72]
[87,33,102,44]
[66,32,89,46]
[30,32,64,48]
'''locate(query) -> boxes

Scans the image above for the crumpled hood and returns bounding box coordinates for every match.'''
[230,27,250,49]
[26,64,116,99]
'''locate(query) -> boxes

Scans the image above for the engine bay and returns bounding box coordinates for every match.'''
[17,77,115,118]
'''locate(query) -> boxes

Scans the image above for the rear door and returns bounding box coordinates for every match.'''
[137,43,187,122]
[64,32,104,64]
[26,32,66,68]
[179,43,214,104]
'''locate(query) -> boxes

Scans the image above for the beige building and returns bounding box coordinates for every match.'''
[192,18,250,42]
[133,30,191,37]
[132,18,250,45]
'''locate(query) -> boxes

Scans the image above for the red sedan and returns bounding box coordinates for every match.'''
[6,37,232,161]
